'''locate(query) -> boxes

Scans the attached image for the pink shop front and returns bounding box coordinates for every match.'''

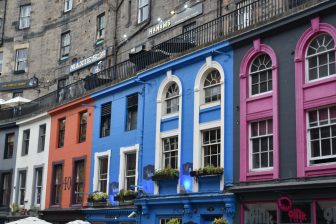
[232,184,336,224]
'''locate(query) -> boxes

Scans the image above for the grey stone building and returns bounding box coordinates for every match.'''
[0,0,232,102]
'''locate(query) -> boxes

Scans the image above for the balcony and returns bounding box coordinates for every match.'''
[0,0,329,123]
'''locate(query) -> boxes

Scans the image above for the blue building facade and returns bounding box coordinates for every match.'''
[86,40,235,224]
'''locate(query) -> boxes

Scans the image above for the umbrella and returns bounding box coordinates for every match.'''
[2,96,31,106]
[7,217,51,224]
[0,99,5,105]
[66,221,91,224]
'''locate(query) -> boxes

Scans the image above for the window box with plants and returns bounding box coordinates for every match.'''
[114,189,137,202]
[151,168,179,182]
[190,165,223,178]
[88,191,108,207]
[167,218,182,224]
[213,217,229,224]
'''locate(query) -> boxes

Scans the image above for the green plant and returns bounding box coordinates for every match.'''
[115,189,137,201]
[10,203,20,215]
[88,191,108,202]
[191,165,224,177]
[167,218,181,224]
[153,168,179,178]
[213,217,229,224]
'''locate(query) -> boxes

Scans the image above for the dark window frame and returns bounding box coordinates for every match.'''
[4,133,14,159]
[71,158,85,205]
[58,118,66,148]
[0,172,12,207]
[126,94,138,131]
[51,162,63,206]
[78,111,87,143]
[100,103,111,138]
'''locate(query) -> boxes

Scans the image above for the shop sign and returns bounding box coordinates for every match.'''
[69,50,106,73]
[147,3,203,37]
[0,77,38,91]
[245,207,275,224]
[278,197,310,224]
[316,200,336,223]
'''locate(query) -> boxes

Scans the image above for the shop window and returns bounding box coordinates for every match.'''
[79,111,87,143]
[4,133,14,159]
[242,202,277,224]
[38,124,46,152]
[21,129,30,156]
[279,202,311,224]
[34,167,43,206]
[315,200,336,224]
[15,48,28,72]
[138,0,149,23]
[72,160,85,204]
[202,128,221,167]
[52,164,63,205]
[96,13,105,41]
[17,170,26,205]
[100,103,111,137]
[162,136,178,169]
[165,83,179,115]
[58,118,66,148]
[124,152,136,190]
[126,94,138,131]
[307,106,336,165]
[204,69,221,103]
[0,173,11,206]
[19,5,31,29]
[64,0,73,12]
[250,54,272,96]
[250,119,273,170]
[306,34,335,82]
[98,157,108,193]
[60,31,70,60]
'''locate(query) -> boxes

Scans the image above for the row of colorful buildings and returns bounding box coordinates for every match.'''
[0,0,336,224]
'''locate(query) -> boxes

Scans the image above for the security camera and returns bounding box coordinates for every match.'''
[128,211,137,218]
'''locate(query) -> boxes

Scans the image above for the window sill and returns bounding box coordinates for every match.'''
[18,27,30,30]
[200,101,220,110]
[162,112,179,120]
[14,70,26,75]
[246,92,272,102]
[95,39,104,46]
[305,163,336,177]
[59,56,69,63]
[245,170,274,182]
[303,75,336,89]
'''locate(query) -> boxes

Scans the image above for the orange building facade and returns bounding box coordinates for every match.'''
[45,97,94,210]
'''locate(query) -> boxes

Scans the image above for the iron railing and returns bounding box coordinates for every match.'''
[0,0,328,123]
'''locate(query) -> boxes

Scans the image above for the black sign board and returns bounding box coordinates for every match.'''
[0,77,38,91]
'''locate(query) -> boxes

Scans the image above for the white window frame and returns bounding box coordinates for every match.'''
[15,48,28,72]
[201,128,221,168]
[162,136,179,169]
[249,54,273,97]
[96,13,105,41]
[60,31,70,59]
[93,150,111,193]
[249,119,274,171]
[305,33,336,83]
[64,0,73,12]
[155,71,182,194]
[138,0,149,23]
[19,5,31,29]
[119,144,139,191]
[17,170,26,206]
[164,83,180,116]
[307,106,336,166]
[34,167,43,206]
[203,70,222,104]
[193,56,225,192]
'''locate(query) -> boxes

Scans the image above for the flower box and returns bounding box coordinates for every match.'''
[114,189,137,202]
[151,168,179,182]
[190,166,223,178]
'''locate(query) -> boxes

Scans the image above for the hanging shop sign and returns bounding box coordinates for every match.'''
[0,77,38,91]
[69,50,107,73]
[147,2,203,37]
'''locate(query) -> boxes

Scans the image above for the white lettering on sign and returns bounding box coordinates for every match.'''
[69,50,106,73]
[324,207,336,222]
[148,20,171,36]
[246,208,274,224]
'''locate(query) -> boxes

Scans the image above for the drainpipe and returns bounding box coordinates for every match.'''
[0,0,7,47]
[137,81,146,186]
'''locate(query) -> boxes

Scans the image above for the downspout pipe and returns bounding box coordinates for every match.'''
[0,0,7,47]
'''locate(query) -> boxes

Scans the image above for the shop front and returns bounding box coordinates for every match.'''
[83,206,137,224]
[232,181,336,224]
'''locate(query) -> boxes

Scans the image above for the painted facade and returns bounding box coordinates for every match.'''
[86,40,235,223]
[43,97,94,223]
[12,113,51,211]
[232,3,336,223]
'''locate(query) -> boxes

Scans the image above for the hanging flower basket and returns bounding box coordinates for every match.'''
[114,189,137,202]
[151,168,179,181]
[190,165,223,178]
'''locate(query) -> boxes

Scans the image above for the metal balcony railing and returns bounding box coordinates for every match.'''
[0,0,328,123]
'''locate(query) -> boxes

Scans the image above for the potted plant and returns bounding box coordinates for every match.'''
[167,218,181,224]
[28,206,39,217]
[114,189,137,201]
[190,165,224,178]
[213,217,228,224]
[88,191,108,207]
[151,168,179,181]
[10,203,20,216]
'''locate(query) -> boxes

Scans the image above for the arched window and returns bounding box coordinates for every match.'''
[250,54,272,96]
[306,33,335,81]
[165,83,179,114]
[204,69,221,103]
